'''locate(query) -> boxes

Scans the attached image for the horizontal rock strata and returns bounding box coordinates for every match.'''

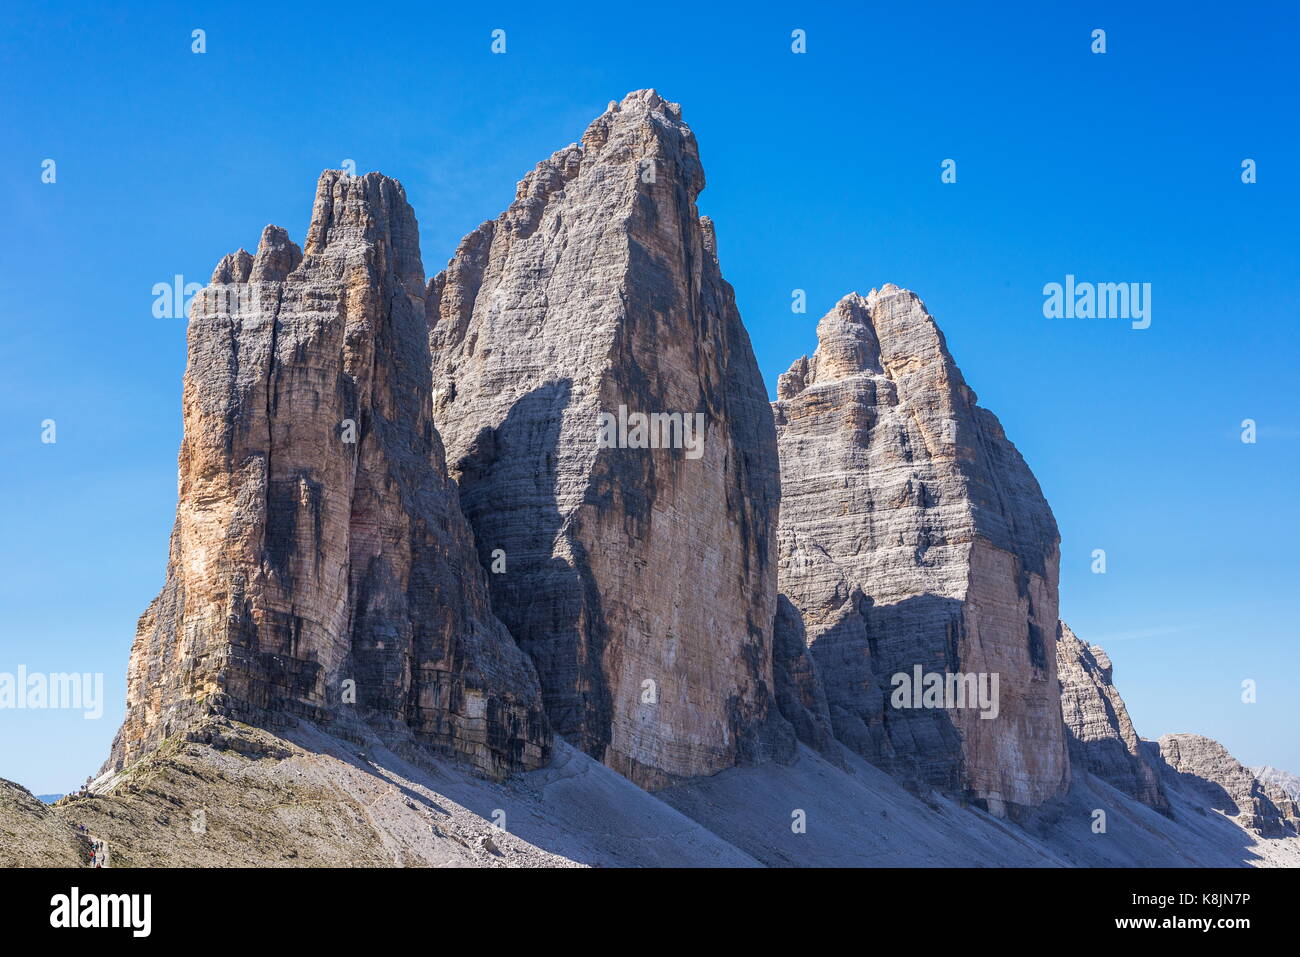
[1154,733,1299,836]
[772,287,1069,814]
[1056,621,1169,812]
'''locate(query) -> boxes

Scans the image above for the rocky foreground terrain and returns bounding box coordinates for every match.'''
[0,779,90,867]
[5,709,1298,867]
[4,90,1295,867]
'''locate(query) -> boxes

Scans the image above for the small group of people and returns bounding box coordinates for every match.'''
[84,836,106,867]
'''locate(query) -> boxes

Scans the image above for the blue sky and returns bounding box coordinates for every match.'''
[2,1,1297,794]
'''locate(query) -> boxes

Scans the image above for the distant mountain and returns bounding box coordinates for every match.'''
[36,794,62,804]
[1253,766,1300,801]
[1154,736,1299,837]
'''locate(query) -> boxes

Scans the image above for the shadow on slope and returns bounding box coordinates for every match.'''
[1022,770,1277,867]
[659,741,1300,867]
[39,715,1300,867]
[51,716,756,868]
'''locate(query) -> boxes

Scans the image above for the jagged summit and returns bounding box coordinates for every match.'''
[772,286,1066,815]
[593,88,687,130]
[210,225,302,285]
[207,171,419,287]
[109,166,550,780]
[426,92,791,789]
[470,89,705,260]
[1254,765,1300,801]
[1155,734,1300,837]
[777,286,973,397]
[302,171,425,285]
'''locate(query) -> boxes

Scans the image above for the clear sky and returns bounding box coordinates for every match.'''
[2,1,1297,794]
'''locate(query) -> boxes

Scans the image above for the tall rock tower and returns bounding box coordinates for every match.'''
[108,172,550,779]
[427,90,793,788]
[773,287,1068,814]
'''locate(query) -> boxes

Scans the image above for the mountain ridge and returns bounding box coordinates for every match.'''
[4,90,1292,869]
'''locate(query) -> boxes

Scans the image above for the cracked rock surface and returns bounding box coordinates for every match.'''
[427,89,793,788]
[109,171,550,780]
[772,288,1068,814]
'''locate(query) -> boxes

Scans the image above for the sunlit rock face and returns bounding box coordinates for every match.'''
[772,288,1069,815]
[108,171,550,779]
[427,90,794,789]
[1154,734,1300,836]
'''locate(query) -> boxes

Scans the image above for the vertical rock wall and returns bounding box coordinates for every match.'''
[108,172,550,778]
[773,288,1069,813]
[427,90,792,788]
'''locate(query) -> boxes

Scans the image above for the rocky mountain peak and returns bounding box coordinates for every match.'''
[426,91,792,789]
[250,224,302,282]
[1253,765,1300,801]
[807,292,882,381]
[302,170,425,288]
[108,168,550,780]
[776,285,971,402]
[772,288,1067,815]
[210,224,305,287]
[590,89,699,185]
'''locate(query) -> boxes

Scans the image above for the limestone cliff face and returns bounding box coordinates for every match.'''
[1056,622,1169,812]
[427,89,793,788]
[108,171,550,779]
[1153,734,1300,836]
[772,288,1068,814]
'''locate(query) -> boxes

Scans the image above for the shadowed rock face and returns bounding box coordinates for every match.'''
[427,89,794,789]
[771,596,840,763]
[772,288,1069,815]
[1056,622,1169,813]
[1153,734,1300,837]
[108,171,550,779]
